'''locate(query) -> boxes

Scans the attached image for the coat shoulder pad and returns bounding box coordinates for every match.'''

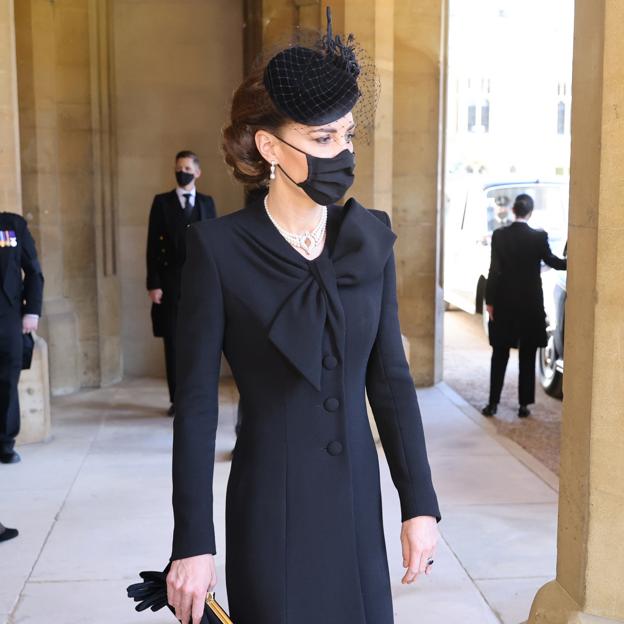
[0,212,27,229]
[190,209,234,238]
[367,208,391,227]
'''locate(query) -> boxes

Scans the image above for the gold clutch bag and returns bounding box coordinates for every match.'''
[205,592,234,624]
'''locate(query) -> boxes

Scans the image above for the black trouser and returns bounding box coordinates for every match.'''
[163,333,176,404]
[489,341,538,406]
[0,309,23,452]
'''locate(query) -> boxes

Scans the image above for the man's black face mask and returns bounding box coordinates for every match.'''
[175,170,195,187]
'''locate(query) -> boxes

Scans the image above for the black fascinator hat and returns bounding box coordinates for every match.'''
[263,6,377,128]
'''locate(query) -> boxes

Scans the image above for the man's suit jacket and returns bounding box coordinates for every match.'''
[146,190,216,337]
[485,221,566,348]
[0,212,44,319]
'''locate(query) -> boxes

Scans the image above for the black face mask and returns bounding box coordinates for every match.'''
[175,170,195,187]
[275,136,355,205]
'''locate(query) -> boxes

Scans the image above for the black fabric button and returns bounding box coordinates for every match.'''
[324,397,340,411]
[326,441,343,456]
[323,355,338,369]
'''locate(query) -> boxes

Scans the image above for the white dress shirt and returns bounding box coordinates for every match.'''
[176,186,196,210]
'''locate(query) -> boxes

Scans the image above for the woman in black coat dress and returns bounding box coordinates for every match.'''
[167,14,440,624]
[482,194,567,418]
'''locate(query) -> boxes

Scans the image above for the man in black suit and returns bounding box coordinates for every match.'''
[482,194,567,418]
[0,212,44,463]
[146,151,216,416]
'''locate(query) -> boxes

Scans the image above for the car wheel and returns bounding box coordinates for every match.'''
[539,334,563,398]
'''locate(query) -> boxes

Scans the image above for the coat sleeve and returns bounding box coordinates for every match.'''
[171,224,225,560]
[20,220,44,316]
[485,230,502,306]
[541,231,567,270]
[365,212,441,523]
[146,197,162,290]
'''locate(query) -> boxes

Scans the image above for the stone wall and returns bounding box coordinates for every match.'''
[0,0,21,214]
[393,0,446,385]
[14,0,122,393]
[13,0,244,386]
[112,0,244,377]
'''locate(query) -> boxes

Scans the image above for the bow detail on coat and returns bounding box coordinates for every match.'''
[267,199,397,391]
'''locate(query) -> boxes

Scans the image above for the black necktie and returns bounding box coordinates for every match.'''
[183,193,193,221]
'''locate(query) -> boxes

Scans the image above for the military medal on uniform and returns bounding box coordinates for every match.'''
[0,230,18,248]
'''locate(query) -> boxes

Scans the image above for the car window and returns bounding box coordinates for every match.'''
[484,185,568,243]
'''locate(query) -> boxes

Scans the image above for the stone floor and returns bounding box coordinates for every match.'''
[444,310,563,475]
[0,376,559,624]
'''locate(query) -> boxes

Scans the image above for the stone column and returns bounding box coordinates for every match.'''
[393,0,446,386]
[1,0,51,444]
[14,0,81,394]
[328,0,394,217]
[528,1,624,622]
[0,0,21,213]
[14,0,123,393]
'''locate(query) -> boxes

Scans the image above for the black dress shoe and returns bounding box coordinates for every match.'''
[518,405,531,418]
[0,450,21,464]
[166,404,175,417]
[481,404,498,417]
[0,526,19,543]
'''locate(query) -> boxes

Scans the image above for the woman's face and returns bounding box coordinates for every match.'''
[273,112,355,184]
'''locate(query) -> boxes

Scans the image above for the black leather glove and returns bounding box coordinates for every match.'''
[127,563,222,623]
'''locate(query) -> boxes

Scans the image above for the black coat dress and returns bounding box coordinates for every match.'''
[146,190,216,337]
[485,221,567,349]
[171,198,441,624]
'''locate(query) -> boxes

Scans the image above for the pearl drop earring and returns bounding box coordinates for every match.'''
[270,162,276,180]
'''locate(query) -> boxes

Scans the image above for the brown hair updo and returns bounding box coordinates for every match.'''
[222,63,290,187]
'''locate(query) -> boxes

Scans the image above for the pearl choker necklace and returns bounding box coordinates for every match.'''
[264,196,327,257]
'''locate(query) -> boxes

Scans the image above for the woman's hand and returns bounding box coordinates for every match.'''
[486,304,494,321]
[167,554,216,624]
[400,516,439,584]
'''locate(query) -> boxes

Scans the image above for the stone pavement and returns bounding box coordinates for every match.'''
[0,377,558,624]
